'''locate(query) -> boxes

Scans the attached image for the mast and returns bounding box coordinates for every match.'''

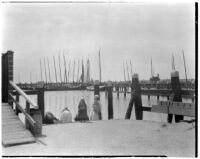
[72,59,75,83]
[40,59,43,81]
[151,58,153,77]
[68,60,71,83]
[87,58,90,83]
[63,53,67,83]
[44,58,47,83]
[126,61,130,81]
[130,60,133,76]
[47,57,51,83]
[81,57,84,84]
[53,55,58,83]
[172,54,176,71]
[99,49,101,83]
[182,50,188,88]
[123,62,126,82]
[30,71,32,83]
[58,53,62,83]
[77,59,80,83]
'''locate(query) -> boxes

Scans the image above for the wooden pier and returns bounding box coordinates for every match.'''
[2,103,35,146]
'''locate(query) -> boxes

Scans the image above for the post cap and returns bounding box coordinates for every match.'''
[37,81,45,88]
[171,71,179,77]
[132,73,138,79]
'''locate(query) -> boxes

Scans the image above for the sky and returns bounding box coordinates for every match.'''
[1,2,195,83]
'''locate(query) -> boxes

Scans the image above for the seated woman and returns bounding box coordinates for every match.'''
[90,95,102,121]
[74,97,89,122]
[60,107,72,123]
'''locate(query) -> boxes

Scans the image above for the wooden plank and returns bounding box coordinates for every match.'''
[3,131,33,140]
[2,117,19,122]
[3,136,35,146]
[2,115,19,119]
[2,120,22,126]
[2,127,26,134]
[151,105,169,114]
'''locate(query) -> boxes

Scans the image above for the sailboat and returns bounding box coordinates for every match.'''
[150,58,160,83]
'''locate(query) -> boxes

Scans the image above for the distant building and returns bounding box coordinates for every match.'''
[150,74,160,83]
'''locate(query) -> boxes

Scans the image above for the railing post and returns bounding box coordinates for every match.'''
[37,81,45,122]
[25,101,30,129]
[107,81,113,120]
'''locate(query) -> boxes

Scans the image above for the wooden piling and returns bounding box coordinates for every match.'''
[125,73,143,120]
[94,80,100,99]
[107,81,113,119]
[157,95,159,100]
[37,81,45,121]
[25,101,30,129]
[117,84,119,98]
[124,84,126,98]
[168,71,183,123]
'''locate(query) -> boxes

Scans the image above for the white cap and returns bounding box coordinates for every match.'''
[171,71,179,77]
[132,73,138,79]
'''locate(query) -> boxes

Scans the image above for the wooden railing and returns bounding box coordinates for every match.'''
[9,81,36,128]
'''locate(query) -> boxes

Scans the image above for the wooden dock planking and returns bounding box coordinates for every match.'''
[2,103,35,146]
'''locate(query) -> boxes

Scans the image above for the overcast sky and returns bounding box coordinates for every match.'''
[2,2,195,83]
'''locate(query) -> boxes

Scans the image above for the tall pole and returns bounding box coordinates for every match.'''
[182,50,188,88]
[58,53,62,83]
[99,49,101,83]
[30,71,32,83]
[44,58,47,83]
[172,54,176,71]
[40,59,43,81]
[63,53,67,83]
[81,57,84,84]
[53,55,58,83]
[47,57,51,83]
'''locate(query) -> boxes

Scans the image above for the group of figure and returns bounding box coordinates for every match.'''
[43,95,102,124]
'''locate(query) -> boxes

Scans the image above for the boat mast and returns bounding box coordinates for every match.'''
[182,50,188,88]
[40,59,43,81]
[130,60,133,77]
[72,59,75,83]
[77,59,80,83]
[81,57,84,84]
[44,58,47,83]
[47,57,51,83]
[126,61,130,81]
[63,53,67,83]
[99,49,101,83]
[172,54,176,71]
[123,62,126,82]
[68,60,71,83]
[58,53,62,83]
[53,55,58,83]
[151,57,153,77]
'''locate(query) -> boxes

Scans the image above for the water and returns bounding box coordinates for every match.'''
[18,90,193,123]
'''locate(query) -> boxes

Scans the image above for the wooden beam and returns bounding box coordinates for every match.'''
[151,101,195,117]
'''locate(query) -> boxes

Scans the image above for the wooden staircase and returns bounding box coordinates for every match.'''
[2,103,35,146]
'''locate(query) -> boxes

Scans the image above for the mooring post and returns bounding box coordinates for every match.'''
[168,71,183,123]
[37,81,45,122]
[125,73,143,120]
[107,81,113,119]
[94,80,100,100]
[157,95,159,100]
[124,83,126,98]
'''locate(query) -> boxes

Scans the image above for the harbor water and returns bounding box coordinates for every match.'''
[17,90,193,123]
